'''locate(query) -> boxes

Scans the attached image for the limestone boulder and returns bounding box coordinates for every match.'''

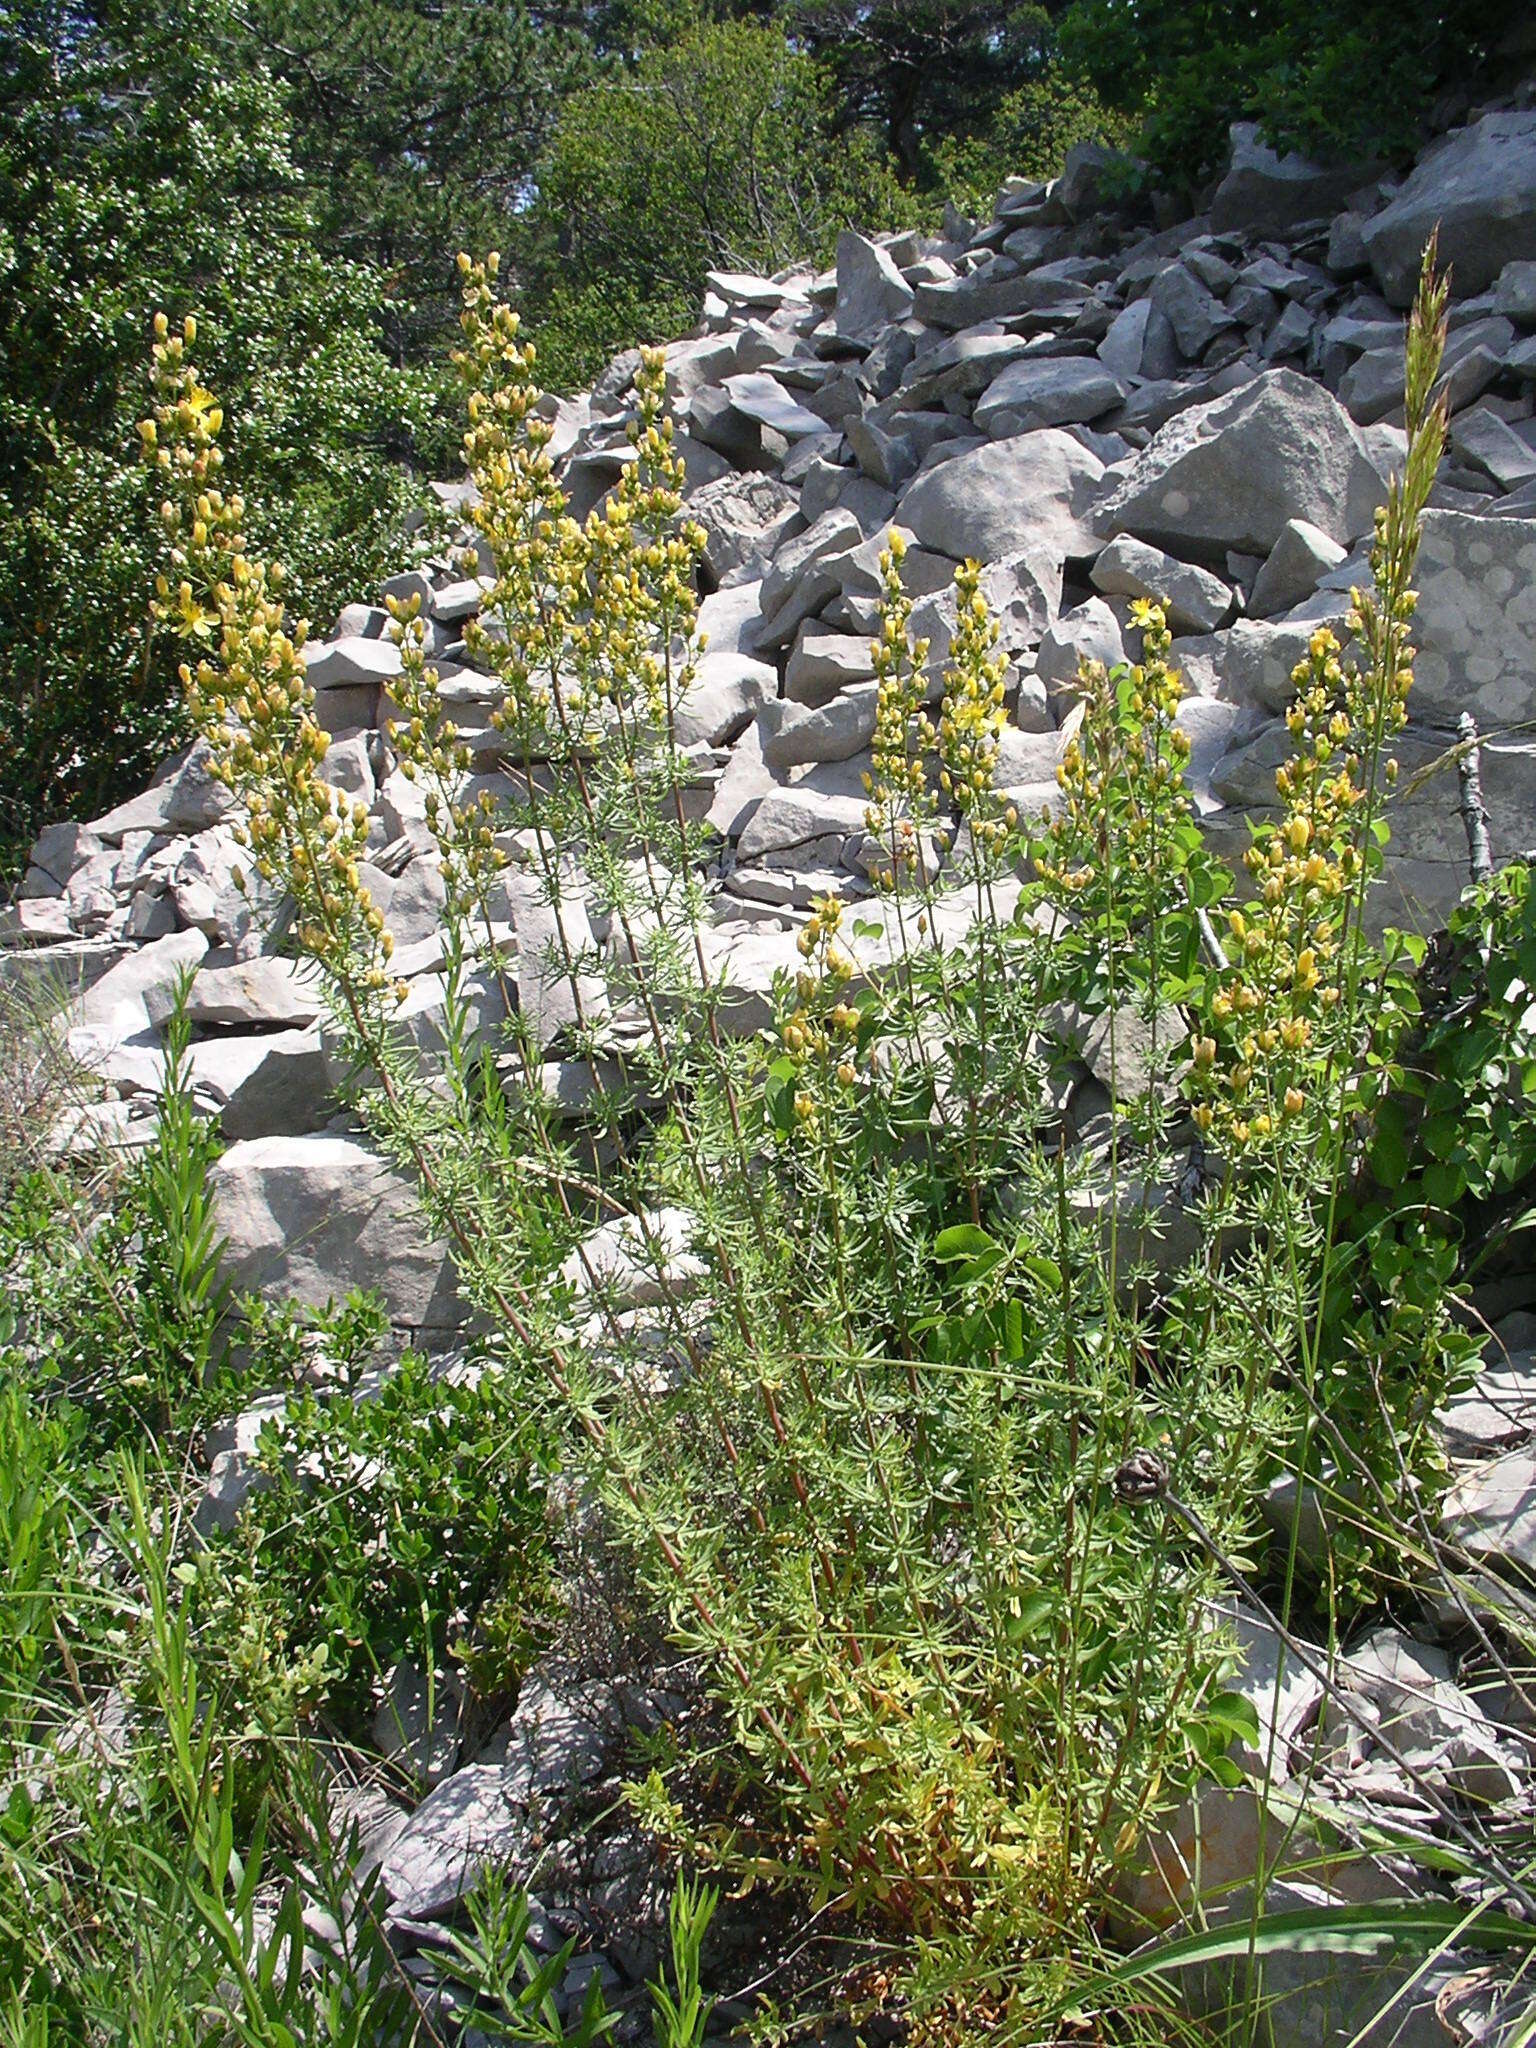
[1094,370,1384,558]
[1362,110,1536,306]
[211,1133,464,1331]
[897,430,1104,565]
[1211,123,1374,236]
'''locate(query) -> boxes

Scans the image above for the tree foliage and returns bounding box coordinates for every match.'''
[1058,0,1524,183]
[0,0,437,857]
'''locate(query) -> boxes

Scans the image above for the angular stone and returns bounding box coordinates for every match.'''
[1090,536,1233,634]
[66,929,209,1079]
[735,758,873,863]
[784,630,876,707]
[210,1029,329,1141]
[211,1133,464,1330]
[1034,598,1126,709]
[180,957,324,1030]
[1098,298,1153,380]
[688,473,800,583]
[1362,110,1536,306]
[672,651,776,748]
[835,230,914,339]
[1449,409,1536,491]
[759,509,863,620]
[304,634,402,693]
[1494,260,1536,325]
[1411,511,1536,726]
[380,1765,529,1922]
[372,1660,465,1790]
[762,684,878,767]
[899,329,1033,408]
[1211,122,1373,236]
[973,355,1125,434]
[898,430,1104,565]
[1147,263,1237,360]
[1094,370,1383,557]
[1248,518,1348,618]
[720,372,825,440]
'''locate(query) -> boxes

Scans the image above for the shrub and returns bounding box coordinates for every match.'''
[147,242,1531,2031]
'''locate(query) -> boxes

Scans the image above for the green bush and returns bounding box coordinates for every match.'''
[1057,0,1521,186]
[143,246,1518,2034]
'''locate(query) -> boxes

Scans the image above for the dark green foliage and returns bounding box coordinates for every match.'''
[1058,0,1523,185]
[0,0,439,864]
[237,1323,561,1720]
[514,14,911,390]
[791,0,1067,181]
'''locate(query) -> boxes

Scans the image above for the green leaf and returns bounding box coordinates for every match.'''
[933,1224,997,1262]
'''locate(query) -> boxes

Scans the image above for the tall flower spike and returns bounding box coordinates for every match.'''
[145,318,401,1007]
[864,530,936,888]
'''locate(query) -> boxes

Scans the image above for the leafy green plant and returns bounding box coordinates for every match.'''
[649,1874,719,2048]
[436,1870,618,2045]
[150,237,1493,2041]
[236,1326,561,1721]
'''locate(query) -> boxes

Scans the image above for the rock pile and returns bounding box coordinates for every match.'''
[13,101,1536,2039]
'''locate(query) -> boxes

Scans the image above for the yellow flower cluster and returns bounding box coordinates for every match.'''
[1191,612,1405,1145]
[447,255,704,778]
[1035,601,1191,907]
[862,530,936,887]
[142,316,400,1004]
[937,560,1011,858]
[778,894,863,1125]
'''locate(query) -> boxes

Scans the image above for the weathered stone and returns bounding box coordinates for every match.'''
[685,472,800,583]
[784,629,877,707]
[1248,517,1348,617]
[500,870,606,1050]
[1211,122,1373,235]
[1090,535,1234,634]
[898,430,1103,564]
[720,372,825,440]
[1362,110,1536,306]
[672,651,776,748]
[763,684,878,766]
[1095,370,1383,557]
[208,1029,330,1142]
[1494,260,1536,325]
[735,758,873,863]
[899,329,1032,408]
[179,958,324,1030]
[1449,408,1536,491]
[211,1133,464,1330]
[835,230,914,338]
[1411,511,1536,726]
[372,1660,465,1790]
[380,1765,529,1922]
[759,509,863,619]
[66,929,209,1082]
[1147,262,1237,360]
[973,355,1125,434]
[1098,297,1153,380]
[492,1663,619,1806]
[704,718,775,841]
[1034,598,1126,709]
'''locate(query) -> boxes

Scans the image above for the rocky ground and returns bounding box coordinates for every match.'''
[13,93,1536,2044]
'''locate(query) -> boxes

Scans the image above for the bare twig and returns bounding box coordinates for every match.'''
[1457,712,1495,884]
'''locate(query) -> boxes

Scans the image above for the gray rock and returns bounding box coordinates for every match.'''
[1362,110,1536,306]
[835,230,914,339]
[1248,518,1349,617]
[973,355,1126,434]
[703,719,775,841]
[1094,369,1383,557]
[696,579,765,657]
[558,1205,702,1312]
[688,473,800,583]
[1449,409,1536,491]
[66,928,209,1082]
[1494,260,1536,325]
[1211,122,1373,235]
[720,372,826,441]
[899,329,1033,408]
[209,1029,329,1141]
[1034,597,1126,710]
[211,1133,464,1331]
[179,957,324,1030]
[763,684,878,767]
[784,630,877,707]
[493,1664,620,1806]
[372,1660,465,1789]
[1411,511,1536,727]
[304,633,402,693]
[1327,1628,1520,1802]
[1442,1447,1536,1582]
[672,651,776,748]
[759,509,863,619]
[734,758,873,863]
[1090,536,1234,634]
[898,429,1104,564]
[500,870,606,1050]
[1147,262,1237,360]
[1098,298,1154,380]
[195,1393,287,1535]
[380,1765,529,1922]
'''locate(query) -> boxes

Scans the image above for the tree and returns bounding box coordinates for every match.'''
[0,0,437,859]
[518,14,910,389]
[1057,0,1527,186]
[790,0,1067,184]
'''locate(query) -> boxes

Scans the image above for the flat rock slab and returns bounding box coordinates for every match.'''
[1362,110,1536,305]
[380,1765,530,1922]
[897,429,1104,565]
